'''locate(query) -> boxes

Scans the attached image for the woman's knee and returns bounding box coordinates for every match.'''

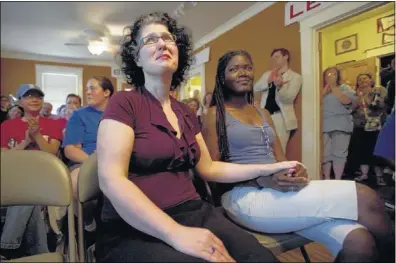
[341,228,378,261]
[356,183,385,216]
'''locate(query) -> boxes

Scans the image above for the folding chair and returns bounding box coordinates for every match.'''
[1,150,76,262]
[194,177,312,263]
[76,153,100,262]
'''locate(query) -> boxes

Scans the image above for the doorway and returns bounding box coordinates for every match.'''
[180,64,206,102]
[318,2,395,185]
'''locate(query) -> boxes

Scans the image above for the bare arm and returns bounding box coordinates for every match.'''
[97,119,180,243]
[199,107,297,182]
[332,87,353,105]
[33,135,60,155]
[64,144,89,163]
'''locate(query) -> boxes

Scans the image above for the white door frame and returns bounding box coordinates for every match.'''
[299,1,385,180]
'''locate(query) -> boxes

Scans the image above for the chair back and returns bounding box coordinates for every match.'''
[77,153,100,203]
[1,151,72,206]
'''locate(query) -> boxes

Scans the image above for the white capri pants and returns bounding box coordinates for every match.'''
[221,180,365,257]
[323,131,351,164]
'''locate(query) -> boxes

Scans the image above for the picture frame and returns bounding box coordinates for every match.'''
[382,33,395,45]
[377,14,395,33]
[335,34,358,55]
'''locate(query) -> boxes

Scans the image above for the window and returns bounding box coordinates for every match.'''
[35,65,83,114]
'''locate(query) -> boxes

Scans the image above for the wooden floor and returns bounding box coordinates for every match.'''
[277,242,334,262]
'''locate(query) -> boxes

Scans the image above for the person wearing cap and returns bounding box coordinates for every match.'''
[0,84,64,259]
[1,84,64,152]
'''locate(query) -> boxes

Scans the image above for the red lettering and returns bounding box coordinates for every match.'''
[307,1,321,11]
[289,4,304,19]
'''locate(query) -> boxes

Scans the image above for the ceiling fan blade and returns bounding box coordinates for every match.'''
[64,43,88,46]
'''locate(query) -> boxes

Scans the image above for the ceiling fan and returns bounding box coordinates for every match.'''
[65,27,122,56]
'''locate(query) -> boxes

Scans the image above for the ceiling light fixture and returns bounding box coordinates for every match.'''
[88,40,107,55]
[173,2,197,18]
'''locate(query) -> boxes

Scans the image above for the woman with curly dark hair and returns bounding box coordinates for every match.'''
[95,12,299,262]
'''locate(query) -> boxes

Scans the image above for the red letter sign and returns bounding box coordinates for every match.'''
[289,4,304,20]
[307,1,321,11]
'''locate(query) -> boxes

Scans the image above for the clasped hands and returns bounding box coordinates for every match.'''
[22,117,41,146]
[273,161,309,187]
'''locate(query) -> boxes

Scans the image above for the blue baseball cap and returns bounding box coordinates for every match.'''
[16,84,44,99]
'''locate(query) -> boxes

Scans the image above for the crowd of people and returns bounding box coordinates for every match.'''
[0,11,394,263]
[322,63,395,186]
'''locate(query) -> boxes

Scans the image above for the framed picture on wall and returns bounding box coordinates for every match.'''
[382,33,395,45]
[377,14,395,33]
[335,34,358,55]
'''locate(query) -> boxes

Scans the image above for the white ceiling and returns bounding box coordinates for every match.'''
[1,1,256,64]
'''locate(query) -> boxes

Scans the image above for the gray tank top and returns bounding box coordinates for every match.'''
[225,107,277,165]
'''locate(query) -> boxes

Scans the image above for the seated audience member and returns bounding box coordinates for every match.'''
[322,67,356,180]
[0,95,11,124]
[0,84,64,258]
[56,104,66,118]
[201,50,395,262]
[187,98,203,128]
[349,73,388,186]
[62,76,114,231]
[65,93,82,111]
[40,102,57,119]
[1,84,63,153]
[199,92,213,116]
[58,94,82,137]
[95,12,298,263]
[253,48,302,154]
[7,105,24,120]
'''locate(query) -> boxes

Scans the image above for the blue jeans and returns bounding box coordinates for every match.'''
[1,206,49,256]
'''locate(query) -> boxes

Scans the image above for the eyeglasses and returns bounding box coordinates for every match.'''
[260,126,271,155]
[137,33,177,53]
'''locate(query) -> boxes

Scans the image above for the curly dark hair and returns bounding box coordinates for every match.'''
[120,12,194,90]
[211,50,254,161]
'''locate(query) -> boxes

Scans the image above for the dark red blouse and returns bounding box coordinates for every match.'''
[101,88,201,220]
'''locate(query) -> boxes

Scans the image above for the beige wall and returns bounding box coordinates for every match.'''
[0,57,117,106]
[197,2,302,161]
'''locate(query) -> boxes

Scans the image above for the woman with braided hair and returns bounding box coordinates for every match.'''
[202,50,395,263]
[95,12,304,263]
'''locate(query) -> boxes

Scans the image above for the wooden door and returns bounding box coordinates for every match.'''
[337,57,377,89]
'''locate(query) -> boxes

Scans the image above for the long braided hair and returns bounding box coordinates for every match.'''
[211,50,254,161]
